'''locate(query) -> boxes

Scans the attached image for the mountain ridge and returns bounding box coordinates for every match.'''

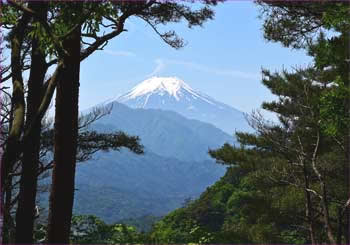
[117,76,252,134]
[91,102,235,162]
[60,102,232,222]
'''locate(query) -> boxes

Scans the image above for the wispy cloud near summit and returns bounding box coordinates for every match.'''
[103,49,136,57]
[148,58,260,81]
[147,58,166,77]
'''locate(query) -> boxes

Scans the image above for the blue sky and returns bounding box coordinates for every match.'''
[8,1,311,119]
[2,1,313,119]
[79,1,312,119]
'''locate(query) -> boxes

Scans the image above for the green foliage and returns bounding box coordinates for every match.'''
[151,165,308,243]
[33,223,47,243]
[118,215,161,232]
[321,4,350,31]
[0,4,21,26]
[258,0,350,142]
[70,215,110,243]
[151,209,215,244]
[320,77,350,136]
[70,215,148,244]
[257,1,350,49]
[150,41,347,242]
[3,0,220,57]
[33,214,151,243]
[307,32,350,138]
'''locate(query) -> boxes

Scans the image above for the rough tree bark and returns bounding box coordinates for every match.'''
[0,1,3,241]
[311,133,336,244]
[15,2,48,243]
[46,24,81,244]
[303,164,316,244]
[347,6,350,241]
[0,9,31,243]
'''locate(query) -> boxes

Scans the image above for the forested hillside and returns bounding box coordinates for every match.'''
[90,102,236,162]
[1,1,350,244]
[72,103,231,222]
[73,151,225,223]
[149,8,350,241]
[151,166,306,243]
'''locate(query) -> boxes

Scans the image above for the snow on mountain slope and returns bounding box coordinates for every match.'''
[119,76,215,105]
[117,76,252,134]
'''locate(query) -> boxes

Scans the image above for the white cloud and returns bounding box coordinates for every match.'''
[147,58,260,80]
[103,49,136,57]
[147,58,166,77]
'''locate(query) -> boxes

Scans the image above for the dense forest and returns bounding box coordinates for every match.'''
[1,0,350,244]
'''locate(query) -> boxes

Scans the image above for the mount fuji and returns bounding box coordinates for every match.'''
[63,77,250,223]
[117,76,252,134]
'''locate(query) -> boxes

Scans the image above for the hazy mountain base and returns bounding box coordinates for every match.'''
[38,102,237,224]
[38,150,226,224]
[73,149,226,223]
[92,102,236,162]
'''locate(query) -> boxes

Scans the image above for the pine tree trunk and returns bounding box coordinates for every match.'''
[0,11,30,242]
[321,183,336,244]
[303,164,316,244]
[46,25,81,244]
[15,3,48,243]
[3,175,14,243]
[347,11,350,242]
[0,3,3,242]
[337,207,343,244]
[311,133,336,244]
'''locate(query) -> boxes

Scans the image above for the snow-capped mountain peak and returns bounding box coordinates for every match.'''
[116,76,252,134]
[119,76,199,101]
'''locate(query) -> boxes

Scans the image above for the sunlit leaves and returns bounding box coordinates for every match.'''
[320,77,350,136]
[69,215,146,244]
[321,4,350,32]
[0,4,20,26]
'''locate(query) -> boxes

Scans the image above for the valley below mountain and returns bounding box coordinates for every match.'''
[71,101,238,222]
[41,77,250,224]
[74,150,226,223]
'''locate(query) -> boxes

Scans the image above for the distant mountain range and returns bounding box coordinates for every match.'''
[70,102,233,222]
[56,77,250,223]
[74,150,226,223]
[118,76,252,134]
[91,102,235,162]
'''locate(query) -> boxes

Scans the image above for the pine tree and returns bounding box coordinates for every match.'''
[1,1,221,242]
[256,2,350,240]
[210,66,346,243]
